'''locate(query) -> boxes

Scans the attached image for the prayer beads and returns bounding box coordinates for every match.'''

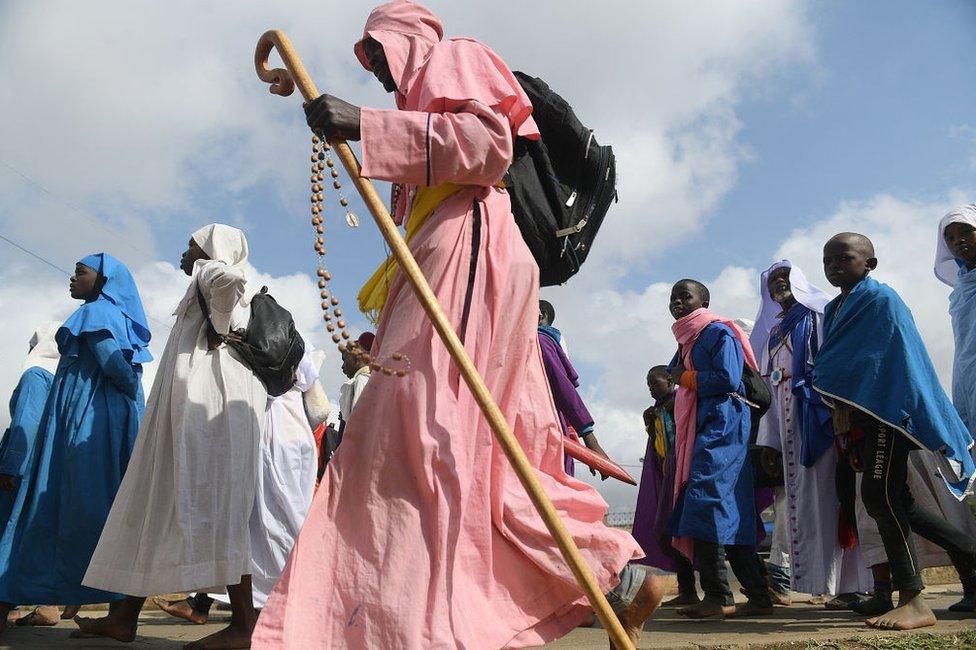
[308,134,410,378]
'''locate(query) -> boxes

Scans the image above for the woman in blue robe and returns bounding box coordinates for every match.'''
[0,324,61,529]
[0,253,151,627]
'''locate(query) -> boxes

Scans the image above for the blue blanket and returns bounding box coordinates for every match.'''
[815,276,975,498]
[950,266,976,440]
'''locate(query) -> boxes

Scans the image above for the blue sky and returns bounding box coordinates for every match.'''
[645,0,976,282]
[1,1,973,509]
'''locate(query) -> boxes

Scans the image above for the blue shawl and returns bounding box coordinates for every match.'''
[57,253,152,365]
[538,324,562,346]
[815,276,975,498]
[949,265,976,439]
[769,303,834,467]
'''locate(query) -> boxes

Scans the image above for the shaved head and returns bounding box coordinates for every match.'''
[826,232,875,258]
[823,232,878,293]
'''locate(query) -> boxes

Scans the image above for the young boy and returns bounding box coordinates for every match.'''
[538,300,611,477]
[632,366,699,606]
[815,232,976,630]
[668,279,772,618]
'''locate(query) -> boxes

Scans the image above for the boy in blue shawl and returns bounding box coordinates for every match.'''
[0,254,150,634]
[815,232,976,631]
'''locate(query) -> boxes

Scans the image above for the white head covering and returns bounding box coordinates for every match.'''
[22,322,62,375]
[750,260,833,361]
[175,223,250,316]
[191,223,249,268]
[934,204,976,287]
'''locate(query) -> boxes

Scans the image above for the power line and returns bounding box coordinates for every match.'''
[0,159,155,258]
[0,231,172,332]
[0,233,72,275]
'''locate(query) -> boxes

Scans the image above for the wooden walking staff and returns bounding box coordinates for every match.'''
[254,29,634,649]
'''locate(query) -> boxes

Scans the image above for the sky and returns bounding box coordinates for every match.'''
[0,0,974,512]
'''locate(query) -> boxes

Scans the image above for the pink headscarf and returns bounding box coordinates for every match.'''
[670,308,758,561]
[354,0,538,140]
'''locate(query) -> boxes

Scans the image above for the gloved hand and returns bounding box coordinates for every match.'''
[304,94,362,142]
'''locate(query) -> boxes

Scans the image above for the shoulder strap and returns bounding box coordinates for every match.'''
[195,281,225,351]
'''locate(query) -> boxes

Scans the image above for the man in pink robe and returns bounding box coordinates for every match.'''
[253,2,661,648]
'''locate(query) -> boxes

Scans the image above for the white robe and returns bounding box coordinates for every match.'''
[85,243,266,596]
[758,336,871,595]
[215,346,323,607]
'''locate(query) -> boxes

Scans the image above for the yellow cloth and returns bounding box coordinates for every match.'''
[653,416,667,460]
[358,183,463,323]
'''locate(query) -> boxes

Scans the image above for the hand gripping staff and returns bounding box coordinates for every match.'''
[254,30,634,649]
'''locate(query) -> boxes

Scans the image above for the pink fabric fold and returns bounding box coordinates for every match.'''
[670,308,758,561]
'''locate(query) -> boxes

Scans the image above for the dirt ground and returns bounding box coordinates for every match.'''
[0,585,973,649]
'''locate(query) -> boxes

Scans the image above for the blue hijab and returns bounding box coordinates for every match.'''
[57,253,152,365]
[814,276,975,498]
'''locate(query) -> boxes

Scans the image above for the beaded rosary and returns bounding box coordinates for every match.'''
[310,134,410,378]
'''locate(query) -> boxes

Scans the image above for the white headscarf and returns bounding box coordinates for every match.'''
[191,223,249,268]
[175,223,250,316]
[934,204,976,287]
[750,260,833,361]
[22,322,62,375]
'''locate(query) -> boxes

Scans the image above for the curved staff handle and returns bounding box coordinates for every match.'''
[254,29,634,650]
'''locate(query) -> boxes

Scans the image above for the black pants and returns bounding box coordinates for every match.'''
[694,540,771,607]
[674,554,697,595]
[855,416,976,592]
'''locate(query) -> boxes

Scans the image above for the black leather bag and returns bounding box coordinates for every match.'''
[196,284,305,397]
[503,72,617,286]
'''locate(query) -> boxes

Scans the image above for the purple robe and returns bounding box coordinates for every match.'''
[538,331,593,475]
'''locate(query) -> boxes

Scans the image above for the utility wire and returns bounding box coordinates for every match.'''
[0,231,173,331]
[0,159,155,258]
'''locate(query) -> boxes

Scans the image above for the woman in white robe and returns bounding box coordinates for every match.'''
[219,341,331,608]
[78,224,267,648]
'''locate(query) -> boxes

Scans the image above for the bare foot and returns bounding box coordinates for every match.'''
[61,605,81,619]
[729,600,774,617]
[678,599,735,619]
[662,592,701,607]
[15,606,61,627]
[866,591,937,630]
[609,572,664,649]
[72,614,137,642]
[154,597,210,625]
[770,591,792,606]
[184,622,255,650]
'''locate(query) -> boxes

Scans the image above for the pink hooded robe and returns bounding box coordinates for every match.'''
[252,3,641,648]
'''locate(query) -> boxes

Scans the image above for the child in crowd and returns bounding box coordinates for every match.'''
[632,366,699,606]
[815,232,976,630]
[667,279,772,618]
[538,300,611,477]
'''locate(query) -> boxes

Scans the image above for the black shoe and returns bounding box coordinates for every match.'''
[948,594,975,613]
[825,592,867,611]
[851,593,893,616]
